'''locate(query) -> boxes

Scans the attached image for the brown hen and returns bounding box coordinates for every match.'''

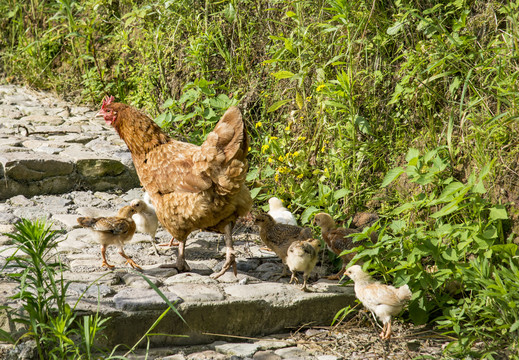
[97,96,252,278]
[314,212,377,280]
[77,205,141,269]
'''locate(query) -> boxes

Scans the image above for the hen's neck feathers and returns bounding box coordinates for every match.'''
[113,104,171,155]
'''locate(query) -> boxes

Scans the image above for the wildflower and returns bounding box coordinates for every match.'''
[285,125,291,131]
[297,136,306,141]
[269,136,278,143]
[255,121,262,128]
[261,144,269,153]
[278,155,285,162]
[248,146,251,152]
[275,173,279,182]
[297,174,303,179]
[316,84,326,92]
[292,151,299,157]
[321,146,326,153]
[268,157,273,163]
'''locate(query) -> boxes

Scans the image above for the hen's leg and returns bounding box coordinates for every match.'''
[101,245,114,268]
[212,222,236,279]
[174,239,190,271]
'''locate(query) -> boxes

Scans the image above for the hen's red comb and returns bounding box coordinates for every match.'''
[101,95,115,109]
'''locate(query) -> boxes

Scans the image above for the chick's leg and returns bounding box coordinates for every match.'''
[101,245,114,268]
[212,222,236,279]
[289,271,299,285]
[382,320,392,340]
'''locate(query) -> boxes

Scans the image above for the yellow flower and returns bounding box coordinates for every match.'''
[261,144,269,153]
[255,121,262,128]
[285,125,291,131]
[292,151,299,157]
[297,174,303,179]
[321,146,326,153]
[275,173,279,182]
[278,155,285,162]
[278,166,289,174]
[247,146,251,152]
[268,157,273,163]
[297,136,306,141]
[316,84,326,92]
[269,136,278,143]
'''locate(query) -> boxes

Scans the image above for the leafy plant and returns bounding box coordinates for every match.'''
[1,219,108,359]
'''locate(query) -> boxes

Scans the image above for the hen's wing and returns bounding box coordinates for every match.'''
[138,107,247,196]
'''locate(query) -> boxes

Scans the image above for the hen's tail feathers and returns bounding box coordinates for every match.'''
[397,284,412,302]
[194,106,249,195]
[77,217,98,228]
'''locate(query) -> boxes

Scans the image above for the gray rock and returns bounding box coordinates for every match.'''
[186,350,227,360]
[67,282,115,298]
[167,283,225,302]
[113,288,182,311]
[122,273,162,289]
[215,343,260,358]
[253,350,282,360]
[274,347,313,359]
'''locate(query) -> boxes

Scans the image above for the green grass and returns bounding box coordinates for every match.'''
[1,0,518,357]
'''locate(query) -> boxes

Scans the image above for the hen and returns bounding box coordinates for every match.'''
[286,238,321,291]
[77,204,141,269]
[314,212,377,280]
[97,96,252,278]
[345,265,412,340]
[268,197,297,226]
[254,213,312,275]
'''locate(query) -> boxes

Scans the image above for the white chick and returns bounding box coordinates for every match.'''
[345,265,412,340]
[286,238,321,291]
[130,198,159,253]
[268,197,297,226]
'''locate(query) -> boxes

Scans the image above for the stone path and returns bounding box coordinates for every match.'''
[0,85,355,359]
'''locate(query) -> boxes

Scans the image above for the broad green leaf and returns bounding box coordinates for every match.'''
[392,202,414,215]
[472,180,486,194]
[295,91,303,110]
[246,168,259,181]
[267,99,291,113]
[406,148,420,163]
[301,206,319,225]
[333,188,351,200]
[381,167,404,187]
[271,71,295,80]
[387,21,404,35]
[430,201,460,218]
[489,205,508,221]
[161,98,174,109]
[250,187,261,199]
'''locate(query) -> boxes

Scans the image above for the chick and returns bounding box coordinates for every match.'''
[314,212,377,280]
[130,198,160,253]
[77,205,142,269]
[254,213,313,276]
[268,197,297,226]
[286,238,321,291]
[352,212,379,230]
[345,265,412,340]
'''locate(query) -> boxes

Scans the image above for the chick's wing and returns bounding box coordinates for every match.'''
[92,218,132,235]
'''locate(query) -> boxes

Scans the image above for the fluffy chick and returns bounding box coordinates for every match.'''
[345,265,412,340]
[131,198,160,252]
[314,212,377,280]
[77,205,141,269]
[268,197,297,226]
[254,213,312,275]
[286,238,321,291]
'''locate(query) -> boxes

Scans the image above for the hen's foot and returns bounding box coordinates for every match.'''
[211,249,236,279]
[159,237,180,247]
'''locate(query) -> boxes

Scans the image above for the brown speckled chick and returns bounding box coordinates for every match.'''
[286,238,321,291]
[77,205,142,269]
[254,213,313,267]
[314,212,378,280]
[352,212,380,230]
